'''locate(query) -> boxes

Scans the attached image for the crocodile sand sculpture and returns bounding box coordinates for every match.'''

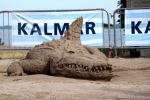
[7,17,113,80]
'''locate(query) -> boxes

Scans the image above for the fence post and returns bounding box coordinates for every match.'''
[2,12,4,44]
[101,9,111,48]
[113,9,118,57]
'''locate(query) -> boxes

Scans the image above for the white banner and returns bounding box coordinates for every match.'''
[125,9,150,46]
[10,11,103,47]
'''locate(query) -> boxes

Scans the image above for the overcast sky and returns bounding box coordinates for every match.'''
[0,0,118,14]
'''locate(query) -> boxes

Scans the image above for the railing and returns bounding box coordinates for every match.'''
[113,7,150,57]
[0,8,111,50]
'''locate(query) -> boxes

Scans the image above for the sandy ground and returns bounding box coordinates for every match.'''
[0,58,150,100]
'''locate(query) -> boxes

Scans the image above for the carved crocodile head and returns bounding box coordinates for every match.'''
[33,17,113,80]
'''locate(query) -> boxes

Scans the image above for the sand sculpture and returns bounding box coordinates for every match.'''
[7,17,113,80]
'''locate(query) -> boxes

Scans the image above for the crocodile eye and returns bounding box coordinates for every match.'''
[68,51,75,54]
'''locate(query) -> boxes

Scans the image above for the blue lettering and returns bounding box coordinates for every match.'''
[18,23,28,35]
[30,23,42,35]
[54,23,69,35]
[86,22,96,34]
[145,21,150,33]
[131,21,142,34]
[44,23,52,35]
[17,22,96,35]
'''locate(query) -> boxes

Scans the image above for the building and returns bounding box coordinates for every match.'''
[126,0,150,8]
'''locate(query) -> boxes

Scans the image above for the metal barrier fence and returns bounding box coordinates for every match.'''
[113,7,150,57]
[0,8,150,57]
[0,8,111,49]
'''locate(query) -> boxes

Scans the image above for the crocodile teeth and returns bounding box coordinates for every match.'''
[58,63,111,73]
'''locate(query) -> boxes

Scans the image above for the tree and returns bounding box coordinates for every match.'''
[117,0,126,28]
